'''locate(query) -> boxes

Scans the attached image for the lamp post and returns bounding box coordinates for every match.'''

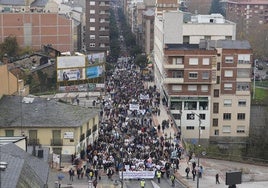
[253,59,258,99]
[191,112,201,188]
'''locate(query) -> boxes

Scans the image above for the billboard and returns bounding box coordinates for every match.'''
[86,66,104,79]
[57,56,86,68]
[57,68,85,81]
[87,52,105,64]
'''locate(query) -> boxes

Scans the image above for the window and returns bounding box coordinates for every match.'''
[236,83,249,91]
[222,125,231,133]
[214,129,219,135]
[217,62,220,70]
[100,19,106,23]
[213,118,218,127]
[224,83,232,90]
[90,35,95,39]
[216,76,220,84]
[172,71,183,78]
[223,113,231,120]
[189,58,198,65]
[202,58,210,65]
[201,126,205,130]
[213,103,219,113]
[189,72,198,79]
[237,126,245,133]
[199,101,208,110]
[225,36,232,40]
[204,36,211,40]
[199,114,205,120]
[238,100,246,106]
[90,18,95,23]
[188,85,197,91]
[186,126,194,130]
[89,1,95,5]
[237,69,250,78]
[90,27,95,31]
[214,89,219,97]
[5,130,14,136]
[183,36,189,44]
[170,101,182,110]
[90,43,95,47]
[172,57,183,64]
[90,10,95,14]
[172,85,182,91]
[201,85,208,92]
[184,101,197,110]
[224,70,233,77]
[173,113,181,120]
[202,72,209,79]
[238,54,250,64]
[223,99,232,107]
[225,56,234,63]
[187,113,195,120]
[237,113,245,120]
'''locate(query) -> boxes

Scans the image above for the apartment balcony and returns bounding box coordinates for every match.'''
[28,139,40,146]
[163,63,184,69]
[236,90,250,95]
[236,78,251,82]
[51,139,63,146]
[163,77,184,84]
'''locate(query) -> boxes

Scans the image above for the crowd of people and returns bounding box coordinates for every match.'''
[69,59,184,186]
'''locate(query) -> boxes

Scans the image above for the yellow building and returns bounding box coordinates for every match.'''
[0,95,100,155]
[0,64,18,98]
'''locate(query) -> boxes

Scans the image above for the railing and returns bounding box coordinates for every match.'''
[80,134,85,142]
[51,139,63,146]
[28,139,40,146]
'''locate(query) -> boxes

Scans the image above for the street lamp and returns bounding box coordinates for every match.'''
[191,112,201,188]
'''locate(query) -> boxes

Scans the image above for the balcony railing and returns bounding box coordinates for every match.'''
[51,139,63,146]
[80,134,85,142]
[28,139,40,146]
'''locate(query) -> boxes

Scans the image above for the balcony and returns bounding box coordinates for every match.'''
[51,139,63,146]
[28,139,40,146]
[163,63,184,69]
[87,129,92,137]
[164,77,184,84]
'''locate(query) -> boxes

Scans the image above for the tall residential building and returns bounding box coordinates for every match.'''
[155,0,179,15]
[85,0,110,54]
[153,11,251,144]
[142,8,155,55]
[225,0,268,35]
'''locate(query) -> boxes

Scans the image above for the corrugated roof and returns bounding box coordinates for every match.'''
[0,95,99,128]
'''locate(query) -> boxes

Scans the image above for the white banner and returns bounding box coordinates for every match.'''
[140,94,150,100]
[119,171,155,179]
[129,103,140,110]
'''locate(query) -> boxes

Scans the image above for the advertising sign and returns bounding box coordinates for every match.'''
[57,68,85,81]
[86,66,104,78]
[87,52,105,64]
[57,56,86,69]
[63,132,74,139]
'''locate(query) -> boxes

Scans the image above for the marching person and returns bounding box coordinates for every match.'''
[156,170,162,183]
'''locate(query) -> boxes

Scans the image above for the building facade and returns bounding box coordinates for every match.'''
[0,13,74,52]
[85,0,110,53]
[142,8,155,55]
[153,10,251,143]
[0,95,100,155]
[225,0,268,33]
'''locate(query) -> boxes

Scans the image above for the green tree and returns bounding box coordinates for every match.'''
[209,0,225,16]
[134,54,148,69]
[0,36,19,57]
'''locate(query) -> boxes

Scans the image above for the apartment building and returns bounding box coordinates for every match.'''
[225,0,268,28]
[85,0,110,54]
[153,11,251,143]
[142,8,155,55]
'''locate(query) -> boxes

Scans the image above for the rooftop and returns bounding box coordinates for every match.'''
[226,0,268,5]
[200,40,251,50]
[0,95,99,128]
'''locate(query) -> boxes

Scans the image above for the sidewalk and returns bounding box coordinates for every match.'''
[151,86,268,188]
